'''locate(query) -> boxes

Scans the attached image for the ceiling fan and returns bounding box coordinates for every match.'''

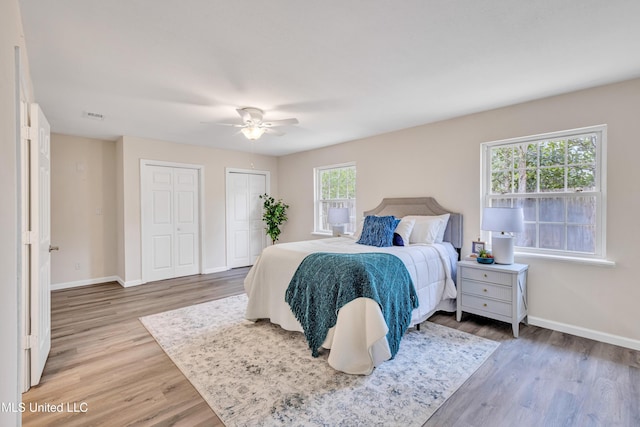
[218,107,299,140]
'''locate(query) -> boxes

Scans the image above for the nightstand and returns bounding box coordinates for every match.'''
[456,260,528,337]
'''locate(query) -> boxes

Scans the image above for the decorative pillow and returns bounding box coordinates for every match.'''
[407,217,441,244]
[435,213,450,243]
[393,218,415,246]
[356,215,397,247]
[350,219,365,240]
[405,214,450,244]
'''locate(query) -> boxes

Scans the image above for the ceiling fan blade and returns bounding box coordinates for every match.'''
[264,127,285,136]
[215,121,245,127]
[262,118,299,127]
[236,108,252,123]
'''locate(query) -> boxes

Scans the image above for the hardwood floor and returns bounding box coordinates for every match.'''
[22,269,247,427]
[425,313,640,427]
[23,269,639,427]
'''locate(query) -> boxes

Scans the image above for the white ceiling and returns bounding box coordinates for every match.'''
[19,0,640,156]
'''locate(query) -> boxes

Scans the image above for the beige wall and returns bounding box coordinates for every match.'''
[50,134,117,287]
[1,0,33,422]
[278,78,640,346]
[119,136,279,285]
[50,133,279,286]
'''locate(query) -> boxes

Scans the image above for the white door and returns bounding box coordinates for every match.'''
[174,168,200,278]
[249,174,267,261]
[143,165,200,282]
[28,103,52,387]
[226,171,267,268]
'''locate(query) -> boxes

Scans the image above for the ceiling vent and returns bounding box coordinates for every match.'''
[82,111,104,121]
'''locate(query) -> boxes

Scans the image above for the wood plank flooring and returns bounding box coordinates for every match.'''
[23,269,640,426]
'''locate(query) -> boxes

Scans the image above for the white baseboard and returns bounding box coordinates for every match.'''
[54,268,232,290]
[117,278,142,288]
[203,266,230,274]
[528,316,640,351]
[51,276,120,291]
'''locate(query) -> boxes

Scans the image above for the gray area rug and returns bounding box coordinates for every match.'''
[140,294,499,427]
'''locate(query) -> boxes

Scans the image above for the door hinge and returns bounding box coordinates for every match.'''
[23,335,36,350]
[23,230,34,245]
[22,125,38,141]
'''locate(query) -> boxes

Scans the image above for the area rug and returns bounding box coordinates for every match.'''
[140,294,499,427]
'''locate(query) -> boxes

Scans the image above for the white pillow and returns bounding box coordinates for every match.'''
[350,219,365,240]
[406,216,441,244]
[435,213,450,243]
[393,218,415,246]
[405,214,450,244]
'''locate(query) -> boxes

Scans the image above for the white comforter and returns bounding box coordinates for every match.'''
[244,237,457,374]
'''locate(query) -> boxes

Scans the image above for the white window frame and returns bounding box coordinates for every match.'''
[481,125,608,261]
[313,162,356,235]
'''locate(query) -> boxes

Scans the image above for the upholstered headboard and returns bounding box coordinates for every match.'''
[363,197,463,251]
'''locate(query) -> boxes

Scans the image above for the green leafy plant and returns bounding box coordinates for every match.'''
[259,194,290,244]
[478,249,493,258]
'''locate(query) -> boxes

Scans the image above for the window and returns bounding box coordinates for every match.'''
[481,125,606,258]
[314,163,356,234]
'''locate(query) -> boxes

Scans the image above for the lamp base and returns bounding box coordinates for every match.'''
[491,234,515,264]
[332,225,346,237]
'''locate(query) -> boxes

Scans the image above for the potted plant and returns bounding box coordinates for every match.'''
[259,194,289,244]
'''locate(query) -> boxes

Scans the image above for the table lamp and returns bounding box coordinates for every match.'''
[327,207,350,236]
[481,207,524,264]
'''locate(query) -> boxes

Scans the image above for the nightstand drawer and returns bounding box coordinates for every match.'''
[460,294,511,317]
[461,267,511,286]
[459,280,511,302]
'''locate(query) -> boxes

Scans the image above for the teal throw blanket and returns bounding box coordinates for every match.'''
[285,252,418,358]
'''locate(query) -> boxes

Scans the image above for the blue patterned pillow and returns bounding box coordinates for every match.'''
[357,216,398,247]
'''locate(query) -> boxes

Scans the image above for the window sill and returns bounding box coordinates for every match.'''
[514,251,616,267]
[312,231,355,238]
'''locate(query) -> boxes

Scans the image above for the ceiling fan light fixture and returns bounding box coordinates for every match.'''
[241,126,266,140]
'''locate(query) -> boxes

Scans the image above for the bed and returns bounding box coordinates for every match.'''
[244,197,463,374]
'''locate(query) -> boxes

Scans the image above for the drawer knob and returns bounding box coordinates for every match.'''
[483,273,488,278]
[483,288,488,292]
[483,303,488,307]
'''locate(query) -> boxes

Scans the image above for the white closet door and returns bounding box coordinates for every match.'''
[226,171,267,268]
[147,166,175,282]
[174,168,199,277]
[249,174,267,262]
[143,165,200,282]
[227,173,251,268]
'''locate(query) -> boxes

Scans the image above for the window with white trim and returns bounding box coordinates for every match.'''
[481,125,607,258]
[314,163,356,234]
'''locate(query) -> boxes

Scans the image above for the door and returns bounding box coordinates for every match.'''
[28,103,52,387]
[174,168,200,278]
[226,171,267,268]
[142,165,200,282]
[249,174,267,261]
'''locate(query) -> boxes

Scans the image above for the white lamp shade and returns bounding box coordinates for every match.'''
[241,126,266,140]
[327,207,350,225]
[481,207,524,264]
[481,207,524,233]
